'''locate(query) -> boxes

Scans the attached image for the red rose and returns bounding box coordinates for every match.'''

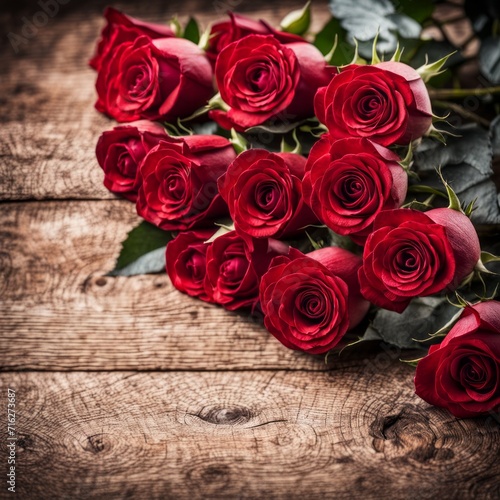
[136,135,236,230]
[95,36,213,122]
[218,149,317,238]
[302,136,407,244]
[166,229,216,302]
[315,62,432,146]
[259,246,370,354]
[96,120,167,201]
[89,7,174,71]
[206,12,303,66]
[210,34,334,131]
[415,301,500,418]
[359,208,481,313]
[204,232,290,311]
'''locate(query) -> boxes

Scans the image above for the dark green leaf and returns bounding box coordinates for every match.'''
[329,0,422,58]
[314,17,341,54]
[465,0,500,39]
[113,221,175,271]
[245,120,306,135]
[395,0,434,23]
[192,121,219,135]
[183,17,200,44]
[408,40,464,81]
[480,37,500,84]
[413,124,500,227]
[491,115,500,156]
[368,297,460,349]
[109,247,166,277]
[313,16,355,65]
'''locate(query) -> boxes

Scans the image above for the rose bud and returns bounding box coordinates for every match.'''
[96,120,167,201]
[205,12,303,67]
[89,7,174,71]
[302,136,407,244]
[209,34,334,132]
[204,231,290,311]
[358,208,481,313]
[218,149,317,239]
[415,301,500,418]
[259,246,369,354]
[166,229,216,302]
[95,36,214,123]
[136,135,236,230]
[315,61,432,146]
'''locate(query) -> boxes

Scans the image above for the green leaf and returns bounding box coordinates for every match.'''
[314,17,355,66]
[369,297,460,349]
[112,221,175,272]
[183,17,200,44]
[245,120,306,135]
[329,0,421,59]
[109,247,167,277]
[192,121,219,135]
[314,17,340,54]
[413,125,500,228]
[396,0,434,23]
[491,115,500,156]
[280,0,311,36]
[480,37,500,84]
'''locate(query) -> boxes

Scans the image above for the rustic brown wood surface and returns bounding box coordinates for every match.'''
[1,0,499,499]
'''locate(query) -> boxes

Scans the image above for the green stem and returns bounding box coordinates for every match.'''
[432,99,491,127]
[428,86,500,99]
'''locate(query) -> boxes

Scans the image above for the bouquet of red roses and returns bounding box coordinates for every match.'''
[90,4,500,419]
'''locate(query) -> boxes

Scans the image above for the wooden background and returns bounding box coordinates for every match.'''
[1,0,499,498]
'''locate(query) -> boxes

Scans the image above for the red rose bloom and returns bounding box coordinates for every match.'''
[89,7,174,71]
[166,229,216,302]
[218,149,317,238]
[302,136,407,244]
[358,208,481,313]
[95,36,213,122]
[136,135,236,230]
[315,61,432,146]
[210,34,334,131]
[415,301,500,418]
[206,12,303,66]
[259,247,370,354]
[204,232,290,311]
[96,120,167,201]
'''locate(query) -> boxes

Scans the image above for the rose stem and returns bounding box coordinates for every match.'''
[431,99,491,127]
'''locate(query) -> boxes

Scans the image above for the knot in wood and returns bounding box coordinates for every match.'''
[85,433,111,454]
[197,405,254,426]
[370,406,450,462]
[16,434,34,451]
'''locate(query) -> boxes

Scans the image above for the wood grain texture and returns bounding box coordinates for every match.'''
[0,200,346,371]
[2,367,499,500]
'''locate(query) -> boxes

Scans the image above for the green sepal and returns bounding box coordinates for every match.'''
[416,51,457,83]
[230,129,249,155]
[280,129,302,155]
[279,0,311,36]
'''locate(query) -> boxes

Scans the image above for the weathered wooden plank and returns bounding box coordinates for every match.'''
[0,0,329,201]
[0,199,362,371]
[1,368,498,499]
